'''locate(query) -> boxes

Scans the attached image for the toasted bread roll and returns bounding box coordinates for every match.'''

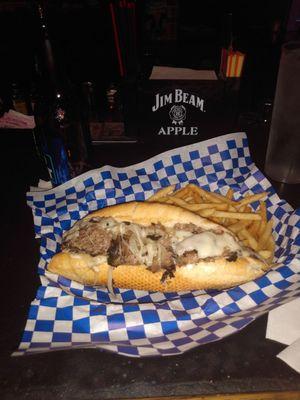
[48,202,269,291]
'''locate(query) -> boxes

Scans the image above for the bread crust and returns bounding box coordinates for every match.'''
[48,201,268,291]
[86,201,218,229]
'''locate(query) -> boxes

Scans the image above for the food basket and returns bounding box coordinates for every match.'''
[14,132,300,357]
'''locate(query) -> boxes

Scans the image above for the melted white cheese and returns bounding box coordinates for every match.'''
[173,230,194,242]
[175,231,241,258]
[66,217,249,268]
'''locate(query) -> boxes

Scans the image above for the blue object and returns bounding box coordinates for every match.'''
[43,136,71,185]
[15,132,300,358]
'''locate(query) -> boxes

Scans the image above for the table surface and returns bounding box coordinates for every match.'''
[1,120,300,400]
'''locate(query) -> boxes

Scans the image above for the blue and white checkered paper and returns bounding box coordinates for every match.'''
[15,132,300,357]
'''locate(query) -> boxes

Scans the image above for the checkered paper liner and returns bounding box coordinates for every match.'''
[14,132,300,357]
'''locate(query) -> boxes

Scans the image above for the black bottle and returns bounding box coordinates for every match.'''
[33,2,91,186]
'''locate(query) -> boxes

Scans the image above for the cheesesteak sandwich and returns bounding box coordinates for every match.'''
[48,201,269,292]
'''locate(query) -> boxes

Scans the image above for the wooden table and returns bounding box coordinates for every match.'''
[0,120,300,400]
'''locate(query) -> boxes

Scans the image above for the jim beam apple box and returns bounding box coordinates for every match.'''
[138,67,226,140]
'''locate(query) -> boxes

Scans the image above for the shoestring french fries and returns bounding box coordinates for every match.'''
[147,184,275,264]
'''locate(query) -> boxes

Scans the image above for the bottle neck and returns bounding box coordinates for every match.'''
[35,2,65,98]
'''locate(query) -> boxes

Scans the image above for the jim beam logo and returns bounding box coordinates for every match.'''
[152,89,205,135]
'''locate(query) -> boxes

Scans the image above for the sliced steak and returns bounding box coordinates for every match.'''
[149,235,176,272]
[177,250,199,266]
[107,234,139,266]
[225,251,238,262]
[161,265,176,283]
[62,221,112,256]
[173,223,204,234]
[151,247,175,272]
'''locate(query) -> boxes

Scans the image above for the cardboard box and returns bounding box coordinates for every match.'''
[137,69,239,140]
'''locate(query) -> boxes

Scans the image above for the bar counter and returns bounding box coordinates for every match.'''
[1,121,300,400]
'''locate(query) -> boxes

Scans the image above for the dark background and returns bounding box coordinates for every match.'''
[1,0,300,115]
[1,2,300,398]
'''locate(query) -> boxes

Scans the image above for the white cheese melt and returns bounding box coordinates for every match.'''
[175,231,241,258]
[170,230,194,248]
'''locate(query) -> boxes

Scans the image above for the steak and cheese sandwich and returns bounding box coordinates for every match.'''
[48,201,269,292]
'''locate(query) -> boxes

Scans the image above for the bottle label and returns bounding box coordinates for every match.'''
[44,153,58,184]
[43,137,71,186]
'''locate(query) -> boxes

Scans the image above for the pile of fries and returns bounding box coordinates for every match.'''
[147,184,275,264]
